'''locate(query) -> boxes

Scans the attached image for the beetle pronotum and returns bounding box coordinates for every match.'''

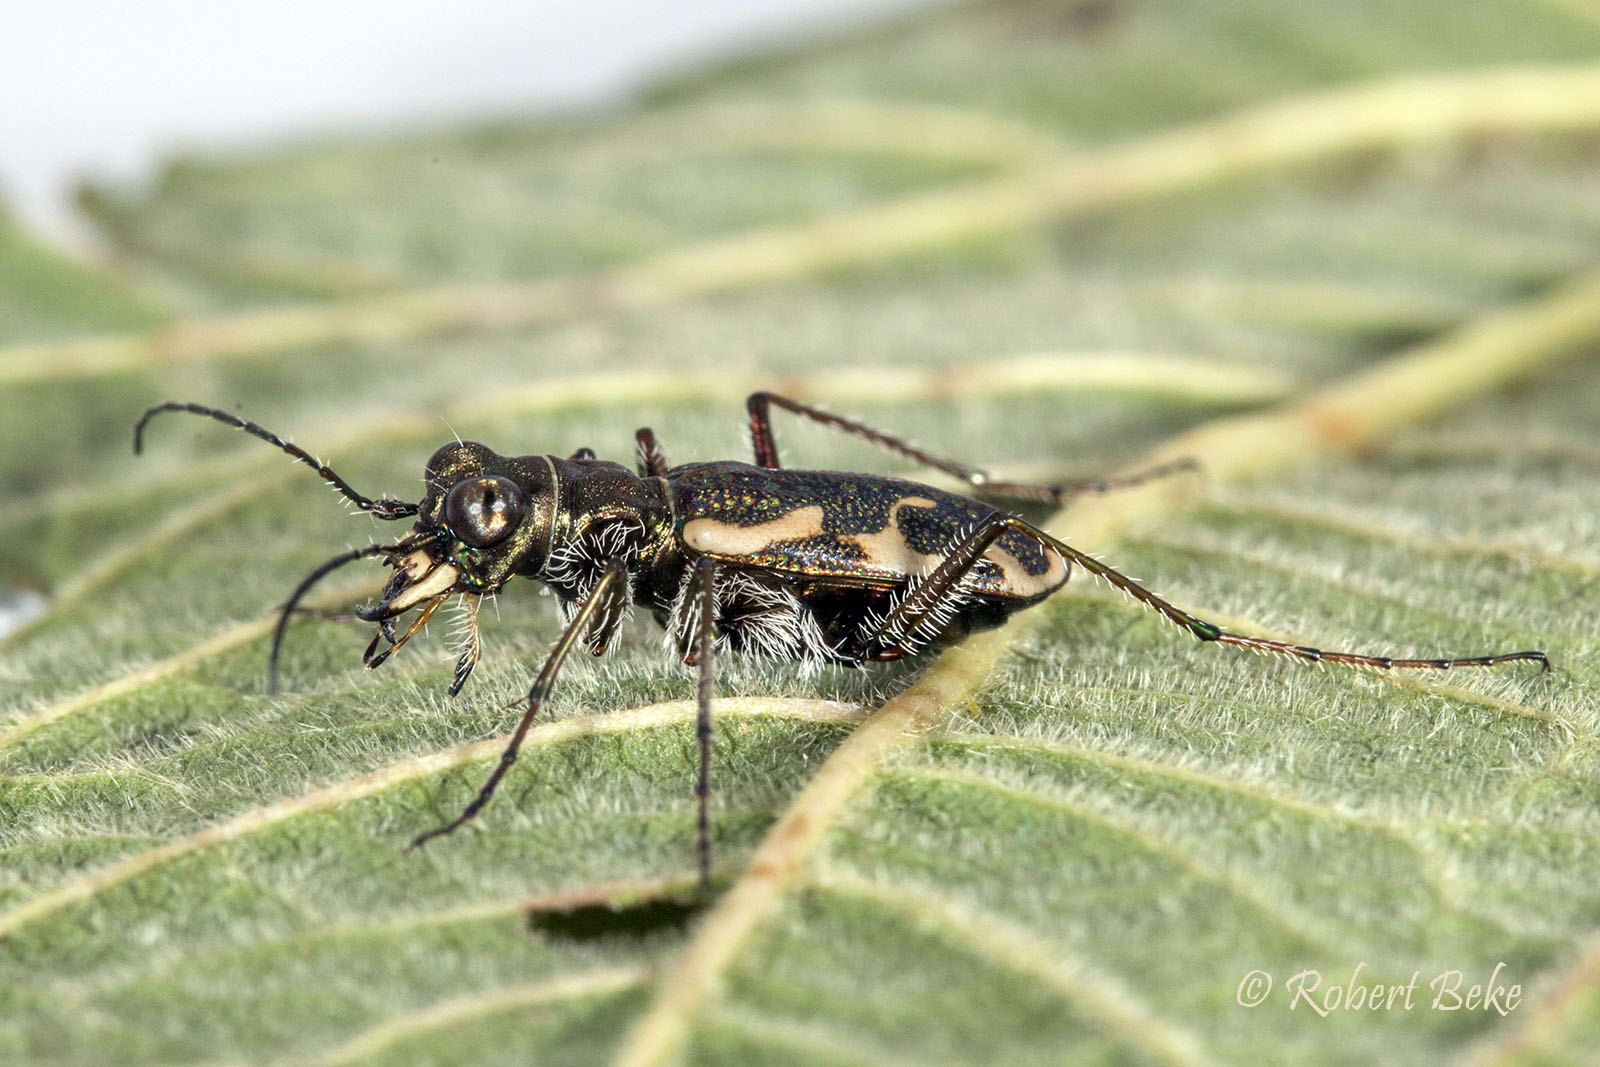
[135,394,1549,887]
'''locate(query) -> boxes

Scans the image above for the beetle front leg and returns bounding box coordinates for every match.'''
[410,559,628,849]
[746,391,1195,502]
[448,594,483,696]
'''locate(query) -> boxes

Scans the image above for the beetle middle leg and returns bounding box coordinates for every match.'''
[867,513,1549,671]
[746,391,1195,504]
[686,557,718,890]
[410,559,629,849]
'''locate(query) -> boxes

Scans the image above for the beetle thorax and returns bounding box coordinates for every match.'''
[535,457,674,604]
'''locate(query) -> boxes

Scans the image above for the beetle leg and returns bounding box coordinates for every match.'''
[448,594,483,696]
[635,427,669,477]
[582,566,634,656]
[746,392,1195,502]
[863,531,996,660]
[688,557,718,890]
[568,446,597,461]
[871,513,1550,672]
[974,458,1200,504]
[363,594,446,669]
[268,539,418,695]
[410,558,629,849]
[1017,516,1550,671]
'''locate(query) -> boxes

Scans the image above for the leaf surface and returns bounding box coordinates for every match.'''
[3,2,1599,1064]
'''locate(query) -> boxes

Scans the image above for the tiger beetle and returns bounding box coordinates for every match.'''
[134,395,1551,888]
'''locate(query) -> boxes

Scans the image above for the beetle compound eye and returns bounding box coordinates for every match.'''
[444,476,527,548]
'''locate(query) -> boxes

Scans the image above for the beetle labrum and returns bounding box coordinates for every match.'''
[134,394,1550,887]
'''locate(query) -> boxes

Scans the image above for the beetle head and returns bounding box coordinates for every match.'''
[358,441,558,622]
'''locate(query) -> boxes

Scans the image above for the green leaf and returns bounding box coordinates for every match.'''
[4,2,1600,1064]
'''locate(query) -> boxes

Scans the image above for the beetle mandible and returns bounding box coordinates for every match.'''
[134,394,1550,887]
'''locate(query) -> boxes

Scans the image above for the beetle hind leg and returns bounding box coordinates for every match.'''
[746,391,1196,503]
[861,523,1009,660]
[978,457,1200,505]
[997,515,1550,673]
[863,512,1550,673]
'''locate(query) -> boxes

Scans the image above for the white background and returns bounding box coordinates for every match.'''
[0,0,932,243]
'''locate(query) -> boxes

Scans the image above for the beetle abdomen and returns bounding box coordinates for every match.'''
[669,463,1067,601]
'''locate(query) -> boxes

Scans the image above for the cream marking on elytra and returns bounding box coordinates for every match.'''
[982,540,1069,599]
[871,499,1069,599]
[846,497,948,581]
[686,497,1067,599]
[682,506,827,556]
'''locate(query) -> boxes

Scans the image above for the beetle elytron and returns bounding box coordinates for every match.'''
[135,394,1550,886]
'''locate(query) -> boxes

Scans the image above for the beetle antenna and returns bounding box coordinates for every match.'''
[134,402,419,520]
[269,535,438,694]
